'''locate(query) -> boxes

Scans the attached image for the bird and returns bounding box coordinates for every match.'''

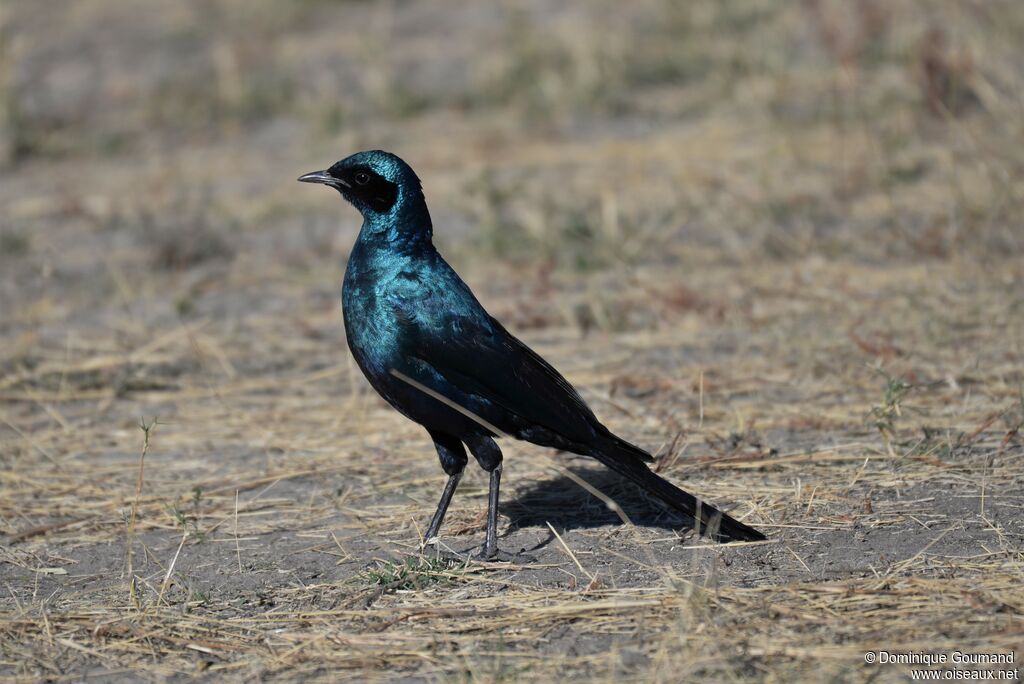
[298,150,765,560]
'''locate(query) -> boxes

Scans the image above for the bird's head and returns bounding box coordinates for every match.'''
[298,150,423,219]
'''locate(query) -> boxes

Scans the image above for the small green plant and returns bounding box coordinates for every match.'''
[362,556,459,591]
[868,369,914,438]
[187,587,211,606]
[167,491,206,543]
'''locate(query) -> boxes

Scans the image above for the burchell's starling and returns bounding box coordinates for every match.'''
[299,150,764,560]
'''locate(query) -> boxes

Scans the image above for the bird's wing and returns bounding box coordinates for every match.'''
[386,272,608,447]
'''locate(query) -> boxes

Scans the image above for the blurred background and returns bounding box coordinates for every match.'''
[3,1,1021,321]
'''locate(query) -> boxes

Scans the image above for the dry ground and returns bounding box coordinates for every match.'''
[2,1,1023,681]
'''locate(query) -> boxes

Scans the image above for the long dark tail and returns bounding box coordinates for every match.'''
[590,442,765,542]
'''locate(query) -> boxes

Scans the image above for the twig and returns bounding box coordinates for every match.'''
[234,489,243,574]
[126,416,157,608]
[546,522,596,587]
[156,528,188,608]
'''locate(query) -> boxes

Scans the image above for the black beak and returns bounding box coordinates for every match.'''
[297,170,349,188]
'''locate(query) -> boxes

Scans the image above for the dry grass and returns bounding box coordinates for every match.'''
[2,0,1023,681]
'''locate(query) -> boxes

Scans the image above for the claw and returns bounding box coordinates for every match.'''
[479,547,536,564]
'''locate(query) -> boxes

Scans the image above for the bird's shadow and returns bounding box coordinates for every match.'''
[501,467,697,534]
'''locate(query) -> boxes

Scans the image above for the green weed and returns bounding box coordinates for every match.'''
[868,369,914,438]
[362,556,460,591]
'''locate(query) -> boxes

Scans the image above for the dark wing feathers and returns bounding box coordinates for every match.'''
[412,315,601,442]
[388,272,652,462]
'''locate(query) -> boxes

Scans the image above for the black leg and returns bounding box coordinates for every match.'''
[464,433,520,561]
[424,431,468,549]
[424,471,462,545]
[484,463,502,558]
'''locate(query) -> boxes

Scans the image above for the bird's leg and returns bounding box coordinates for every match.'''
[465,434,533,562]
[424,471,462,546]
[424,431,468,550]
[464,434,504,558]
[484,463,502,558]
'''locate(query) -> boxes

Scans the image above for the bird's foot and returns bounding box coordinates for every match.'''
[478,547,536,564]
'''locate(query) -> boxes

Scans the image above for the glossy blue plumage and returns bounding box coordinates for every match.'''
[301,150,765,544]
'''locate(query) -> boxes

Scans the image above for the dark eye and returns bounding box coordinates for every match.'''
[354,172,370,185]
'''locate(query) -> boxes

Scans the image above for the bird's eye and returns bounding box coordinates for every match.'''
[354,172,371,185]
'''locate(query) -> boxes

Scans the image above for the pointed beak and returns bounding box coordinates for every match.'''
[297,170,350,188]
[298,170,333,185]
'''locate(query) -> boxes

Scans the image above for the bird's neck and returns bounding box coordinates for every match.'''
[358,190,433,253]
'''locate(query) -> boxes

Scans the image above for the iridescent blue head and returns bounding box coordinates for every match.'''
[298,150,431,242]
